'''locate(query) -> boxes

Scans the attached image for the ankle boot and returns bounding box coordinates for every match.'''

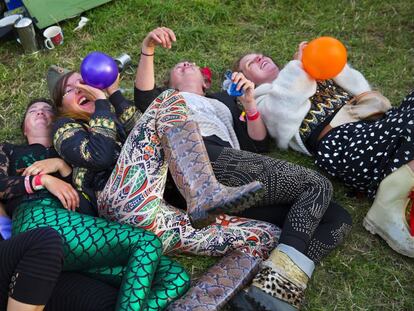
[161,120,263,229]
[166,249,261,311]
[246,248,310,311]
[363,164,414,257]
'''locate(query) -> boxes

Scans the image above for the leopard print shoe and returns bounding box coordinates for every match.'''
[245,253,308,311]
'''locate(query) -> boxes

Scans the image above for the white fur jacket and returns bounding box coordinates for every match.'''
[254,60,371,155]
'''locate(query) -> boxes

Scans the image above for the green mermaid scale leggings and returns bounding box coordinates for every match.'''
[12,198,190,311]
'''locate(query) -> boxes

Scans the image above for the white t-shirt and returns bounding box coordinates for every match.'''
[181,92,240,149]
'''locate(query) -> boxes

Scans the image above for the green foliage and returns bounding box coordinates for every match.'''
[1,0,413,309]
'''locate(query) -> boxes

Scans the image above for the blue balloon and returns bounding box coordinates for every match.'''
[80,51,118,89]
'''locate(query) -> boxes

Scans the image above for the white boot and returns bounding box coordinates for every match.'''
[363,164,414,257]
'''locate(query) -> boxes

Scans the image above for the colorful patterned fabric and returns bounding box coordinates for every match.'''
[12,199,189,311]
[299,79,353,142]
[98,89,280,258]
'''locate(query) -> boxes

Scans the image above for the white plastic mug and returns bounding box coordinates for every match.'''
[43,26,63,49]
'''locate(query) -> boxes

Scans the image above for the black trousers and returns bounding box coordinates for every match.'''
[0,227,117,310]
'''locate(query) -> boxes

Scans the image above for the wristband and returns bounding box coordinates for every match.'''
[245,107,257,115]
[246,111,260,121]
[24,176,34,194]
[33,174,45,191]
[141,50,155,57]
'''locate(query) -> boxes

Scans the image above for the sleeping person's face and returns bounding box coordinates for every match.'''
[23,101,54,137]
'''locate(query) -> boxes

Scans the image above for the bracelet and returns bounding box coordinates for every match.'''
[33,174,45,191]
[246,111,260,121]
[141,50,154,57]
[24,176,34,194]
[245,107,258,116]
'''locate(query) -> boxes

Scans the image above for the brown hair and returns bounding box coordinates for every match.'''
[232,52,280,74]
[52,71,90,122]
[232,53,251,73]
[21,98,54,131]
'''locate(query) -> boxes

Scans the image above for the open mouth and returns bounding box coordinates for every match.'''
[260,61,268,70]
[78,97,90,106]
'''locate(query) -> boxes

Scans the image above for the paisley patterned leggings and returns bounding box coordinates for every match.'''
[12,198,190,311]
[98,89,280,258]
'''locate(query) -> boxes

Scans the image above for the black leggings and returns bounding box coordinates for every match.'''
[0,227,63,307]
[0,227,118,310]
[205,139,352,264]
[45,272,117,311]
[241,200,352,263]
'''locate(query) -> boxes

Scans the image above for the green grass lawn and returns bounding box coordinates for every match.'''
[1,0,414,310]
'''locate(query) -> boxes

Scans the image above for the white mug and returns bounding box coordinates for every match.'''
[43,26,64,49]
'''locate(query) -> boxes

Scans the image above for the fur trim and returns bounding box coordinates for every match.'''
[255,60,316,151]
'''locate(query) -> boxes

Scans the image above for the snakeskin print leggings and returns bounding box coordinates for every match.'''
[12,198,190,311]
[98,89,280,258]
[206,143,352,264]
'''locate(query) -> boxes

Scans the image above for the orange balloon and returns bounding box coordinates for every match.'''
[302,36,347,80]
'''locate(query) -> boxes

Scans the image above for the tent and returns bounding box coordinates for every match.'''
[23,0,111,29]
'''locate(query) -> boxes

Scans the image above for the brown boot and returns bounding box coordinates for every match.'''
[161,120,263,229]
[166,249,261,311]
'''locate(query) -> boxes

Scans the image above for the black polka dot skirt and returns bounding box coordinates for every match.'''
[315,90,414,197]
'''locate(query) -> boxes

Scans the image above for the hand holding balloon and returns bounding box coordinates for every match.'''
[105,73,121,96]
[80,51,119,89]
[301,37,347,80]
[75,82,106,101]
[293,41,308,61]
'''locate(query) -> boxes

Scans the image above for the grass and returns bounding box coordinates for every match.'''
[1,0,414,310]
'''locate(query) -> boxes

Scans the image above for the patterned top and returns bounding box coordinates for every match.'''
[52,91,141,204]
[299,79,353,142]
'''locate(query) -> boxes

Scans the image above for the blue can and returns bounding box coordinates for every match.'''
[223,70,244,97]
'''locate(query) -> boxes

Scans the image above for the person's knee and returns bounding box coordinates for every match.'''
[308,170,333,195]
[31,227,63,255]
[136,230,163,255]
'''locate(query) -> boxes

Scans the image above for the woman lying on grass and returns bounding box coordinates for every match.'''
[48,48,287,307]
[0,98,190,310]
[134,27,353,311]
[233,43,414,308]
[233,46,414,254]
